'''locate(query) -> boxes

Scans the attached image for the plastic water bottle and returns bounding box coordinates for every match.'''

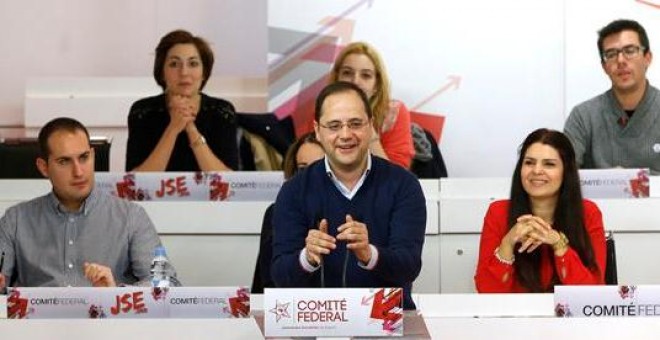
[150,246,180,287]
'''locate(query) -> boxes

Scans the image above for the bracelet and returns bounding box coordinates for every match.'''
[552,231,569,252]
[190,135,207,149]
[494,247,515,265]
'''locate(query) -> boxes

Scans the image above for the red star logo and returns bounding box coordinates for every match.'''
[269,300,291,322]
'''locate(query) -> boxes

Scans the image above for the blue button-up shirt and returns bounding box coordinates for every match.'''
[0,186,162,288]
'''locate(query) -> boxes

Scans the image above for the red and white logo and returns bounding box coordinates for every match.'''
[269,300,292,322]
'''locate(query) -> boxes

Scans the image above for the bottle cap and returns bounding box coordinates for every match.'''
[154,246,167,257]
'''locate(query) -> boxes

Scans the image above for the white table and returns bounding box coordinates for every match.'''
[424,317,660,340]
[0,318,263,339]
[4,293,660,339]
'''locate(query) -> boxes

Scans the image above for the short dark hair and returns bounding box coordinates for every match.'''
[508,128,599,292]
[597,19,650,62]
[282,132,322,179]
[314,81,372,122]
[153,29,214,90]
[38,117,90,159]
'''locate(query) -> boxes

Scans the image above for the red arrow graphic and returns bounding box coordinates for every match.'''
[636,0,660,9]
[228,289,250,317]
[8,290,29,319]
[369,288,403,322]
[269,0,374,70]
[411,75,461,111]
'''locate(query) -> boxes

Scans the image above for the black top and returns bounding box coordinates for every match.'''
[125,93,239,171]
[251,203,275,293]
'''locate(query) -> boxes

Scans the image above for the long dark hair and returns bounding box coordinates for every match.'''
[508,128,598,292]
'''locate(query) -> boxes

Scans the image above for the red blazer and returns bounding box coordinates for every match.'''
[380,101,414,169]
[475,199,606,293]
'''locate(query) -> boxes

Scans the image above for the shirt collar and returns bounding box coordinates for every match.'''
[47,185,99,216]
[324,154,372,199]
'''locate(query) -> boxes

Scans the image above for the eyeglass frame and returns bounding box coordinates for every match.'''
[601,44,646,63]
[318,118,370,133]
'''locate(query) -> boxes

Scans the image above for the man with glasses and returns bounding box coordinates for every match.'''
[270,81,426,309]
[564,19,660,174]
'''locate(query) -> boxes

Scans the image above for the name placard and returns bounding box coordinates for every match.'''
[95,172,284,202]
[264,288,403,337]
[0,295,6,319]
[6,286,249,319]
[555,285,660,317]
[579,168,649,198]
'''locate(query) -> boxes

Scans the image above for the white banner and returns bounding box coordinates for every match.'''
[579,169,650,199]
[95,172,284,202]
[0,295,6,319]
[264,288,403,337]
[5,287,249,319]
[555,285,660,317]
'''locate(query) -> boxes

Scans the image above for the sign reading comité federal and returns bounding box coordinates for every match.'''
[264,288,403,337]
[555,285,660,317]
[578,168,650,199]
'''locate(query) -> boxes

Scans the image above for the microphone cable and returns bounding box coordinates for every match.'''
[342,212,360,288]
[320,260,325,288]
[341,245,349,288]
[314,214,326,288]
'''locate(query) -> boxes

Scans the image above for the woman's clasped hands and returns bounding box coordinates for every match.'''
[167,93,197,133]
[503,215,561,254]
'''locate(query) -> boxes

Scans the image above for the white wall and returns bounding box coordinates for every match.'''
[565,0,660,112]
[3,1,660,176]
[269,0,660,177]
[0,0,266,126]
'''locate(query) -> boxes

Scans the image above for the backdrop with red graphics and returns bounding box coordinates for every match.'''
[268,0,660,177]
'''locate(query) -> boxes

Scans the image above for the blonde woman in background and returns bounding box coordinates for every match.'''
[329,42,414,169]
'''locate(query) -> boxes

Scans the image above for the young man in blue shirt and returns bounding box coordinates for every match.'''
[0,117,164,290]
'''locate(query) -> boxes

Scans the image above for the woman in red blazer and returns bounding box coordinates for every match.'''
[475,128,606,293]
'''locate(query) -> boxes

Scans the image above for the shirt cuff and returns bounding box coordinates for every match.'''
[299,248,320,273]
[358,244,379,270]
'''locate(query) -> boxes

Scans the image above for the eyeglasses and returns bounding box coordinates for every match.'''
[319,119,368,132]
[602,45,646,63]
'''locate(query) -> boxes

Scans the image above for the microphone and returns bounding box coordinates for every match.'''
[342,213,361,288]
[342,243,350,288]
[313,214,326,288]
[0,251,5,272]
[313,210,333,289]
[322,214,349,288]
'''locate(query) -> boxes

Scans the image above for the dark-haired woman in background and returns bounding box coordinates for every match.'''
[475,128,606,293]
[126,29,238,172]
[252,132,324,293]
[280,132,325,179]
